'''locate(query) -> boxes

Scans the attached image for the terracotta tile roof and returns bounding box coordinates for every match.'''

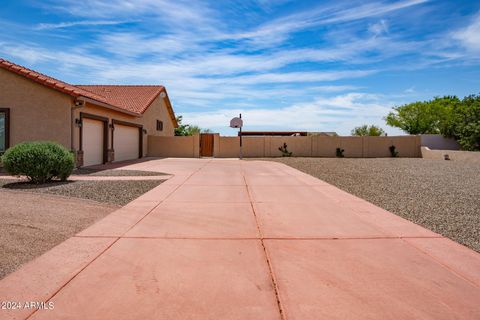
[76,85,163,114]
[0,58,178,127]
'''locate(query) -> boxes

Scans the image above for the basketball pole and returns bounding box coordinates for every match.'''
[239,113,243,160]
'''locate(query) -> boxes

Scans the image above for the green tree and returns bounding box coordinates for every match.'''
[385,96,460,135]
[385,95,479,151]
[351,125,386,136]
[450,95,480,151]
[174,116,211,136]
[174,116,189,136]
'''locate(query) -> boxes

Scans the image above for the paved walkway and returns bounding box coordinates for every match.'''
[1,158,479,319]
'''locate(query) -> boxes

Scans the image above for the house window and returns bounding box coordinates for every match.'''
[0,108,9,153]
[156,120,163,131]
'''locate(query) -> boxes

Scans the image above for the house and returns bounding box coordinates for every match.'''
[0,58,177,167]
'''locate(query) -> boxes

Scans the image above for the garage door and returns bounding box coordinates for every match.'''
[82,118,104,166]
[114,124,140,162]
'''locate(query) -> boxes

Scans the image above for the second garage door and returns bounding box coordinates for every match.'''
[114,124,140,162]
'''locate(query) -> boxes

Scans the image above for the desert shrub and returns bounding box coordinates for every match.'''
[336,148,345,158]
[1,141,75,183]
[278,142,292,157]
[389,145,399,157]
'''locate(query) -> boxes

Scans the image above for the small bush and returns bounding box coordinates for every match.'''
[278,142,293,157]
[1,141,75,184]
[389,145,399,157]
[336,148,345,158]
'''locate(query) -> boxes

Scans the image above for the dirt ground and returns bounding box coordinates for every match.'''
[0,190,119,279]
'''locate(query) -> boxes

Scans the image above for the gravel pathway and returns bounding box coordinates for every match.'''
[262,158,480,252]
[0,179,164,206]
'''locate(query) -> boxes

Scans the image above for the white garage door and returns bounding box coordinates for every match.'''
[114,124,140,162]
[82,118,104,166]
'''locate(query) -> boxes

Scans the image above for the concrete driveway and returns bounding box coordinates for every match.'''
[1,158,479,319]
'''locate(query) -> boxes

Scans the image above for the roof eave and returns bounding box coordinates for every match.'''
[78,96,140,117]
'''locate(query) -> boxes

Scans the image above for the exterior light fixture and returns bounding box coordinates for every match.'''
[159,92,166,98]
[75,118,82,127]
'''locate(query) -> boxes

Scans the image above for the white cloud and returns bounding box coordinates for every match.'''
[368,20,389,37]
[232,0,427,47]
[41,0,222,34]
[453,13,480,52]
[34,20,134,30]
[181,92,395,135]
[221,70,376,85]
[96,32,203,58]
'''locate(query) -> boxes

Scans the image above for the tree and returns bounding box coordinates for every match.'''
[351,125,386,136]
[174,116,189,136]
[174,116,212,136]
[450,95,480,151]
[385,96,460,135]
[385,95,479,151]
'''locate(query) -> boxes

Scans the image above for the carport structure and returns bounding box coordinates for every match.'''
[1,158,479,319]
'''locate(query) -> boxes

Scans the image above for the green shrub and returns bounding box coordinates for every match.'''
[278,142,292,157]
[336,148,345,158]
[1,141,75,184]
[389,145,399,157]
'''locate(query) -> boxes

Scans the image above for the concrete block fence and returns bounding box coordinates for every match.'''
[148,134,421,158]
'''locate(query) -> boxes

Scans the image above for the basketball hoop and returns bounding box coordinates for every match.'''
[230,114,243,159]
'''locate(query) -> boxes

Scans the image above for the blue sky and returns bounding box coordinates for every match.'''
[1,0,479,135]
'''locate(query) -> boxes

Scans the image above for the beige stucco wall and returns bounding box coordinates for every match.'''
[147,135,199,157]
[339,136,364,157]
[313,136,340,157]
[420,134,460,150]
[72,96,175,157]
[0,68,72,148]
[216,136,241,158]
[142,97,175,138]
[269,136,312,157]
[210,135,421,158]
[244,137,267,157]
[421,147,480,163]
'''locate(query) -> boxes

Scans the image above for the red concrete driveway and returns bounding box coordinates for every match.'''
[1,158,479,320]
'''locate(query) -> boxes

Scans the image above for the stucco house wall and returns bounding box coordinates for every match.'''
[72,97,174,158]
[0,68,72,148]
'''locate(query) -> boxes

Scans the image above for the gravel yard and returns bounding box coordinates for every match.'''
[0,179,164,206]
[0,190,119,279]
[72,169,167,176]
[265,158,480,252]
